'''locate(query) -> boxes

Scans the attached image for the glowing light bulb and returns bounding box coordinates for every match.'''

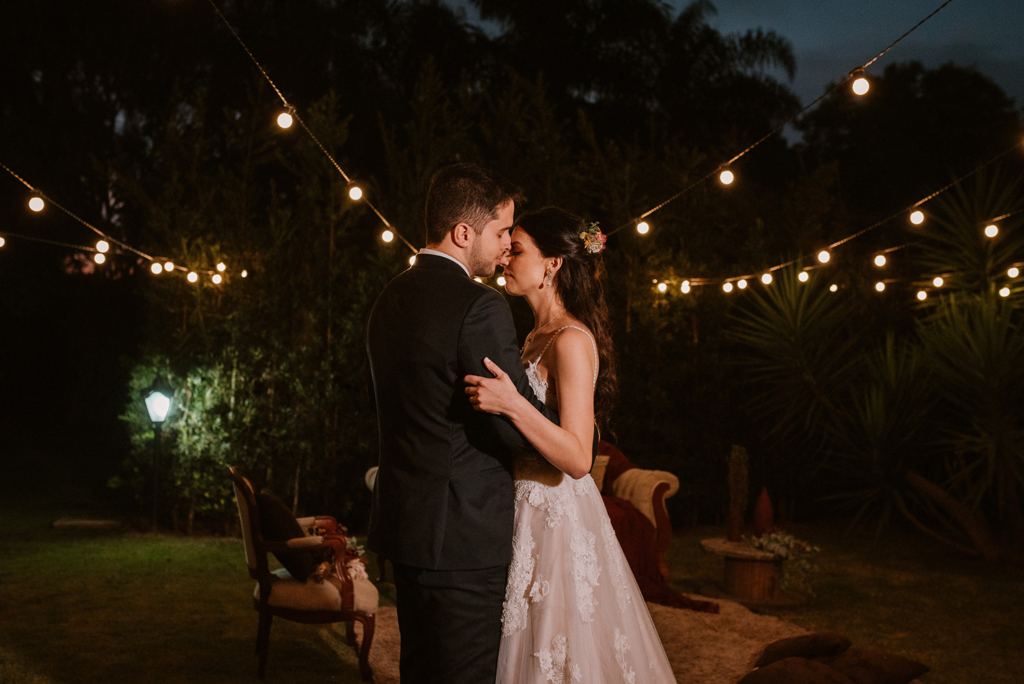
[798,271,809,282]
[348,185,363,201]
[381,230,394,243]
[94,253,106,264]
[29,197,44,212]
[984,224,998,238]
[216,262,226,272]
[212,274,222,284]
[636,221,649,235]
[498,276,507,287]
[719,169,735,185]
[409,256,417,266]
[852,77,870,96]
[910,210,925,225]
[917,290,927,301]
[761,273,773,285]
[657,282,668,293]
[187,272,198,283]
[150,262,163,275]
[96,240,110,253]
[830,284,838,293]
[1000,287,1011,298]
[874,255,886,267]
[875,282,885,292]
[163,262,174,272]
[277,112,293,129]
[723,282,734,293]
[737,279,748,290]
[681,281,691,294]
[933,277,944,288]
[474,277,483,283]
[0,237,5,248]
[818,250,831,264]
[1009,267,1020,278]
[241,270,248,278]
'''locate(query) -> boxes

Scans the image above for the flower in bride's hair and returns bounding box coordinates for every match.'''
[580,222,607,255]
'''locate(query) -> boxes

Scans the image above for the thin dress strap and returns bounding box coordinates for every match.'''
[534,325,599,388]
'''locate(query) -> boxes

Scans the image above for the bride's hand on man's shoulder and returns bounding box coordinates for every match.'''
[464,358,520,416]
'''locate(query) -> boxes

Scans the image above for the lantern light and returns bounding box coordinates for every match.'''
[216,262,226,272]
[818,250,831,264]
[761,273,773,285]
[143,382,173,424]
[723,282,734,293]
[277,112,293,129]
[852,70,870,96]
[241,270,248,278]
[163,262,174,272]
[636,221,650,235]
[984,224,999,238]
[875,282,886,292]
[910,210,925,225]
[681,280,691,294]
[917,290,927,301]
[1000,287,1011,298]
[798,271,809,282]
[150,262,163,275]
[1009,267,1020,278]
[348,185,363,201]
[497,276,507,287]
[29,196,45,212]
[381,230,394,243]
[94,253,106,264]
[719,168,735,185]
[874,255,887,267]
[737,279,747,290]
[187,272,198,283]
[212,274,222,284]
[96,240,110,253]
[830,284,839,293]
[933,277,944,288]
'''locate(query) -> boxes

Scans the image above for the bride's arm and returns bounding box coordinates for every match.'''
[465,330,594,479]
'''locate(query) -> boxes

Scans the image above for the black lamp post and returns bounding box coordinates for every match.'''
[142,377,174,530]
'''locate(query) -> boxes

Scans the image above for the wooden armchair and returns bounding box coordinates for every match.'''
[229,467,378,680]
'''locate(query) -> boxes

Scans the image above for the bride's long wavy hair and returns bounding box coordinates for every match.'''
[515,207,617,429]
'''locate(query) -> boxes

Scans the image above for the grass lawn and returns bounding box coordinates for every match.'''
[667,524,1024,684]
[2,472,1021,683]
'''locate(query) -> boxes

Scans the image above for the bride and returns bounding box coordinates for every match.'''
[465,207,675,683]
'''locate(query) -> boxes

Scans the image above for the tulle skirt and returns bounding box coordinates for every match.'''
[496,461,676,683]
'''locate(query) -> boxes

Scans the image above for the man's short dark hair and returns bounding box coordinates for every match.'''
[424,163,524,245]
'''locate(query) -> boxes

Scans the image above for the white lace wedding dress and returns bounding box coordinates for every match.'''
[496,327,676,683]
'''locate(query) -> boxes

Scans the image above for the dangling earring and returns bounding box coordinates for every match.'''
[544,271,553,287]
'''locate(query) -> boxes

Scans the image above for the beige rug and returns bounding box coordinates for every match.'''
[336,597,806,683]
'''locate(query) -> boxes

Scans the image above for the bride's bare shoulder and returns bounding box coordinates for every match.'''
[549,325,596,367]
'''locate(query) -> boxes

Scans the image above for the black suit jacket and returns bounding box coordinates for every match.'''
[365,254,559,571]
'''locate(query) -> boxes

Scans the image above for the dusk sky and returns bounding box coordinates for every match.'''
[450,0,1024,110]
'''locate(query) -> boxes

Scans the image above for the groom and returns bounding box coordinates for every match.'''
[366,163,559,683]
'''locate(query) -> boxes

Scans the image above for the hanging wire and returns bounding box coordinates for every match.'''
[0,160,155,261]
[612,0,962,234]
[0,230,100,252]
[683,140,1023,285]
[206,0,416,253]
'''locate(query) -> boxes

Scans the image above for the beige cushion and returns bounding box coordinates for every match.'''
[610,469,680,528]
[589,454,610,493]
[255,568,379,614]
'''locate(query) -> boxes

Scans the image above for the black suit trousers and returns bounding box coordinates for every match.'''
[393,561,508,684]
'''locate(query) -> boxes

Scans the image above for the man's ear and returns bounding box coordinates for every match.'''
[451,222,473,248]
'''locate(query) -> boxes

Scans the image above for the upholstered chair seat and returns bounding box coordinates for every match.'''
[255,568,380,614]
